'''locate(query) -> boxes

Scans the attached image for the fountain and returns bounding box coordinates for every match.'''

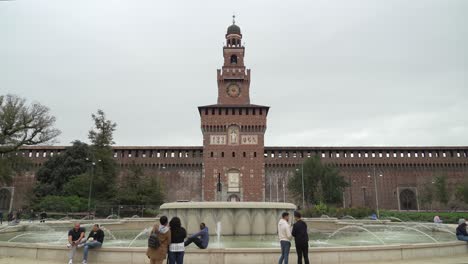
[327,225,386,245]
[159,202,296,235]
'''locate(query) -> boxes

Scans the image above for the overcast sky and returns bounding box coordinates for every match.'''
[1,0,467,147]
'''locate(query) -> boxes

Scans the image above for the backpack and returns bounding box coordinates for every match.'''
[148,231,161,249]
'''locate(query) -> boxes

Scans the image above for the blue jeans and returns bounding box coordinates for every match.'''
[279,240,291,264]
[457,235,468,242]
[168,251,184,264]
[83,241,102,261]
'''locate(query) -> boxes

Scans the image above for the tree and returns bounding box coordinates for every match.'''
[455,176,468,205]
[88,109,116,148]
[0,155,31,185]
[0,94,60,154]
[418,182,435,210]
[116,164,165,206]
[34,141,92,197]
[87,110,118,201]
[434,175,449,205]
[288,156,348,207]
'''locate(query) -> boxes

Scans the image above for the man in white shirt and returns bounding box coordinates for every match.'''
[278,212,292,264]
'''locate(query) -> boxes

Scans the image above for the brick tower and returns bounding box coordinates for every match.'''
[198,18,269,202]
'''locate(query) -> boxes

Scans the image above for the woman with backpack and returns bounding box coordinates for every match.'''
[168,216,187,264]
[147,216,171,264]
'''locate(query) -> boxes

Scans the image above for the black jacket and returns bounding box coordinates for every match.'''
[456,223,468,236]
[292,219,309,246]
[170,227,187,244]
[87,229,105,244]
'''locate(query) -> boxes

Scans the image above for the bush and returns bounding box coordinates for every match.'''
[301,206,374,218]
[35,195,89,213]
[380,210,468,224]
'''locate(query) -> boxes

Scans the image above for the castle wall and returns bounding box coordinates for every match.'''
[3,146,468,210]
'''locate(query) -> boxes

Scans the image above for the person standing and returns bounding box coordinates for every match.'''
[67,223,86,264]
[0,210,3,225]
[184,222,209,249]
[292,211,309,264]
[147,216,171,264]
[78,224,105,264]
[278,212,292,264]
[168,217,187,264]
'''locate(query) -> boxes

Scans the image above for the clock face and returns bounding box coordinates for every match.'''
[227,83,240,97]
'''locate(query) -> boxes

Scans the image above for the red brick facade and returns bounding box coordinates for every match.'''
[199,22,268,201]
[2,22,468,211]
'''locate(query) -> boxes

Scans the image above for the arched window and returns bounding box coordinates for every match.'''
[230,55,237,64]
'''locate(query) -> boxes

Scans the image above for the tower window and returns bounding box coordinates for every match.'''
[210,152,214,158]
[230,55,238,64]
[254,152,257,157]
[232,152,236,157]
[243,152,246,157]
[221,152,224,157]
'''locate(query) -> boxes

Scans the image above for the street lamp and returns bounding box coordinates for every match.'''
[367,165,383,218]
[85,158,101,219]
[296,164,305,210]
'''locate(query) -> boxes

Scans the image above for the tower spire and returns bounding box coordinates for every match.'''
[232,14,236,24]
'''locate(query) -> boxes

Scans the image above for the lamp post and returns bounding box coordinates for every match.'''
[296,164,305,210]
[368,165,383,218]
[86,158,101,219]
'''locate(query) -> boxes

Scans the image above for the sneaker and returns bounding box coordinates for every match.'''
[68,260,73,264]
[82,261,87,264]
[66,243,72,248]
[77,243,84,248]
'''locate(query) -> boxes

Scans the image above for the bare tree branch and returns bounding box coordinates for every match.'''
[0,94,61,154]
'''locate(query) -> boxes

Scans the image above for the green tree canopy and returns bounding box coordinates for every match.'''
[34,141,92,197]
[434,175,449,205]
[88,109,116,148]
[288,156,348,207]
[116,164,164,206]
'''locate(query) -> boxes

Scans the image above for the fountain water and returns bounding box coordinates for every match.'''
[8,232,35,242]
[101,226,117,240]
[106,214,118,219]
[327,225,386,245]
[384,216,404,222]
[216,221,222,247]
[389,225,439,243]
[127,227,151,247]
[341,215,356,220]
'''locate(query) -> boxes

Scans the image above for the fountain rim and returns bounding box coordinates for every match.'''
[160,201,297,210]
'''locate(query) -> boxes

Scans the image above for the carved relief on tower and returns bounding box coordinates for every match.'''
[210,135,226,145]
[228,125,240,145]
[241,135,258,145]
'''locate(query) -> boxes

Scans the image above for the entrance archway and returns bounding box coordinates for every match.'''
[400,189,417,210]
[227,194,240,202]
[0,188,11,211]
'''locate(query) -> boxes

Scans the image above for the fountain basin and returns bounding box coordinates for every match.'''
[160,202,296,235]
[0,241,466,264]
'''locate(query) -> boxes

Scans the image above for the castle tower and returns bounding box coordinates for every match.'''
[198,17,269,202]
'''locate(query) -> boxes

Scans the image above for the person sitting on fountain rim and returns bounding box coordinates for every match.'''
[184,222,209,249]
[78,224,105,264]
[456,218,468,242]
[67,223,86,264]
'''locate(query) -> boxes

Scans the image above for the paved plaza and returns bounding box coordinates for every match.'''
[1,255,468,264]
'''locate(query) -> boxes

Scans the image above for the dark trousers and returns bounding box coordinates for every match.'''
[168,251,184,264]
[296,244,309,264]
[184,237,206,249]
